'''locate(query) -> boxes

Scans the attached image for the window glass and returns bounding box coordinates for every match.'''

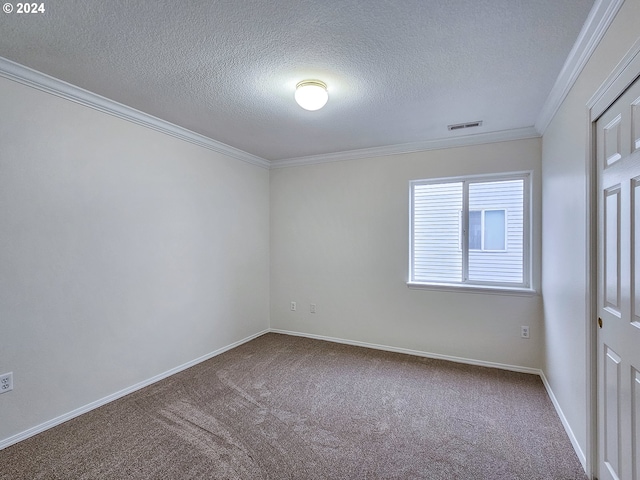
[412,182,463,283]
[469,210,482,250]
[484,210,506,250]
[410,173,529,289]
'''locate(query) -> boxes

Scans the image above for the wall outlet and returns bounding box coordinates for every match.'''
[521,326,530,339]
[290,301,296,311]
[0,372,13,394]
[310,303,316,314]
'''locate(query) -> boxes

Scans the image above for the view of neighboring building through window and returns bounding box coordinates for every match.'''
[410,173,530,289]
[466,208,507,251]
[468,209,506,251]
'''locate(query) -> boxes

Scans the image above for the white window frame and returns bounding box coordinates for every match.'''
[408,171,534,294]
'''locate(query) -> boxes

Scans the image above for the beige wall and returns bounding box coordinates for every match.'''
[271,138,542,369]
[541,0,640,468]
[0,76,270,442]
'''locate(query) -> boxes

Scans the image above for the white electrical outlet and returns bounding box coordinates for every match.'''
[290,301,296,311]
[0,372,13,394]
[310,303,316,314]
[521,326,530,339]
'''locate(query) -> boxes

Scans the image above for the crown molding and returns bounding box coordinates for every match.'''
[587,35,640,117]
[5,0,617,175]
[270,127,540,169]
[535,0,625,135]
[0,57,270,169]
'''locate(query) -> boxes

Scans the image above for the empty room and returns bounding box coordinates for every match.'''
[1,0,639,478]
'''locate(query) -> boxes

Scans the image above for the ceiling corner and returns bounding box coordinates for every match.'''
[0,56,271,170]
[535,0,625,136]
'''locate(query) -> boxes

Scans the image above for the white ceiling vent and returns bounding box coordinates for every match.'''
[447,121,483,131]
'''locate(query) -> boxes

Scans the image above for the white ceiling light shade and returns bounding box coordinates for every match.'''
[295,80,328,111]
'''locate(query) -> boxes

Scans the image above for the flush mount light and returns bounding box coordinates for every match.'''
[295,80,328,111]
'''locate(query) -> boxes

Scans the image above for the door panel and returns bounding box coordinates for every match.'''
[633,368,640,480]
[597,74,640,480]
[605,187,621,313]
[633,179,640,325]
[604,114,623,166]
[632,97,640,153]
[604,346,621,479]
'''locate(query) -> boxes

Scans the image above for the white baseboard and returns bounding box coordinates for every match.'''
[1,326,588,476]
[539,371,587,472]
[269,328,542,375]
[271,328,588,473]
[0,329,270,451]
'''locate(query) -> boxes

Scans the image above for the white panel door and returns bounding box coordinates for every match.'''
[597,75,640,480]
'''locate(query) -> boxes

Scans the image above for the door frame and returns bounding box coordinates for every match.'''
[586,37,640,479]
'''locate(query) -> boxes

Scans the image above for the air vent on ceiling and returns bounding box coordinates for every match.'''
[447,120,483,131]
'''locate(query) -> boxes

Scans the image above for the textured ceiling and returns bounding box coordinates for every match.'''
[0,0,595,161]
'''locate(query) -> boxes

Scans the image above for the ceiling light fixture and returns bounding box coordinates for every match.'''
[295,80,328,111]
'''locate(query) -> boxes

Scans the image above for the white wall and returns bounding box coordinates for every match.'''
[541,0,640,468]
[271,138,542,369]
[0,76,270,443]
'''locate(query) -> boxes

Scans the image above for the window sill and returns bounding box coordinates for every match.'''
[407,282,538,297]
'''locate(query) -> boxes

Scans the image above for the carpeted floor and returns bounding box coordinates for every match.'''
[0,333,587,479]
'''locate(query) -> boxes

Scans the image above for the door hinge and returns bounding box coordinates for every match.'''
[598,317,603,328]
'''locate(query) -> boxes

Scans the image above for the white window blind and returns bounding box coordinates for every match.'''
[410,173,530,289]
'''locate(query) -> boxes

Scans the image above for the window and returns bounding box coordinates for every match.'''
[409,172,531,291]
[467,209,506,251]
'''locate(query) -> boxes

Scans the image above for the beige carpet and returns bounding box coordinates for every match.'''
[0,333,587,479]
